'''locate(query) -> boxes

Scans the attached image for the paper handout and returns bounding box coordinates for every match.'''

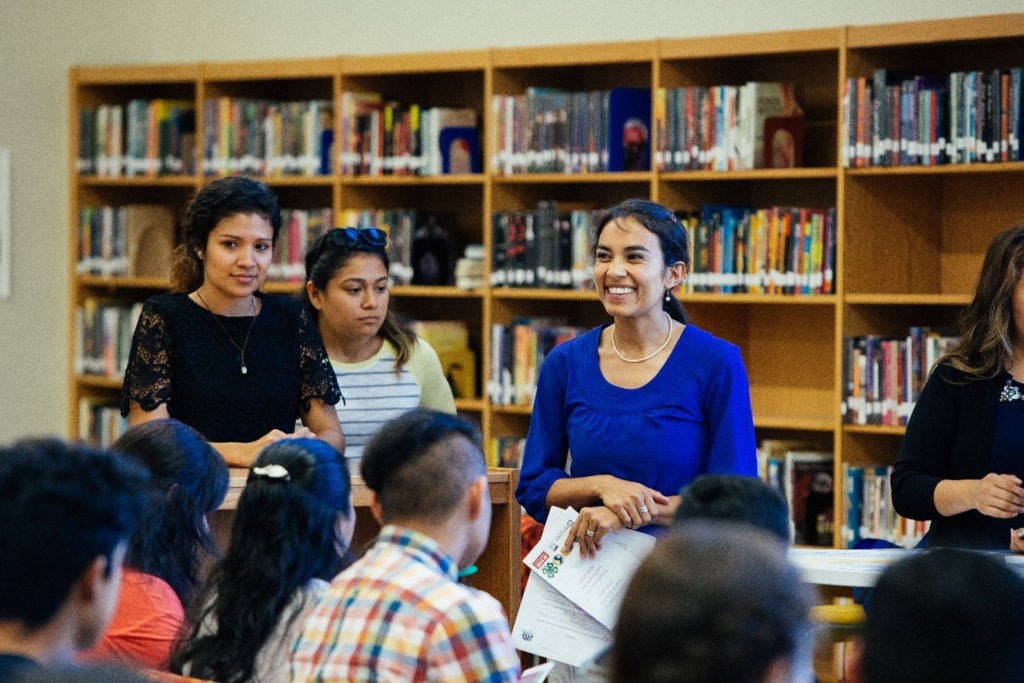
[520,507,656,630]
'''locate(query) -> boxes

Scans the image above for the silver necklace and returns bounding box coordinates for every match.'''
[195,290,258,375]
[611,311,674,363]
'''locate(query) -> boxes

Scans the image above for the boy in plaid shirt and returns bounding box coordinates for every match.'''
[290,409,520,682]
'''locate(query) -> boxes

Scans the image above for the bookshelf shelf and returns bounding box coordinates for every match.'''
[68,13,1024,554]
[341,175,486,186]
[843,424,906,437]
[844,293,972,306]
[454,398,486,412]
[845,162,1024,177]
[491,172,654,184]
[257,176,337,187]
[77,275,173,291]
[489,288,599,302]
[77,177,199,188]
[845,13,1024,47]
[660,168,838,181]
[679,293,838,305]
[77,375,124,390]
[390,285,485,299]
[490,404,534,416]
[754,414,836,432]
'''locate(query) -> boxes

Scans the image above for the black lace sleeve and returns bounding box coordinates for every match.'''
[119,300,173,416]
[297,303,341,410]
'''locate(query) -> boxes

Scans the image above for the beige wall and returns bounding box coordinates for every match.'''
[1,0,1021,441]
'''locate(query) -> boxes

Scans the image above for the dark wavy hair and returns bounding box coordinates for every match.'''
[171,176,283,292]
[942,225,1024,379]
[611,521,814,683]
[595,198,690,324]
[302,227,417,373]
[172,438,351,683]
[112,419,228,606]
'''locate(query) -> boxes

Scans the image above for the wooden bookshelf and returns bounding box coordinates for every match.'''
[69,14,1024,559]
[839,13,1024,507]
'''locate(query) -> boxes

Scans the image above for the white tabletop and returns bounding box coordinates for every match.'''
[790,547,1024,587]
[788,548,916,587]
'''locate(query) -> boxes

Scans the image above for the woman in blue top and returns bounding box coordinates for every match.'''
[516,198,757,557]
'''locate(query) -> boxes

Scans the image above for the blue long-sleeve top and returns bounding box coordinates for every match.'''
[515,324,757,524]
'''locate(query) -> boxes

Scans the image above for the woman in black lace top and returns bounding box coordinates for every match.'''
[120,177,344,467]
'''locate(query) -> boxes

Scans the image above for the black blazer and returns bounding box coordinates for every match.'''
[892,362,1008,549]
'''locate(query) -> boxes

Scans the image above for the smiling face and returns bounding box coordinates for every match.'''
[593,216,684,322]
[198,212,274,308]
[309,251,390,347]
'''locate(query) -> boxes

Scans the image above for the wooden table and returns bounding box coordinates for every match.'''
[217,467,522,623]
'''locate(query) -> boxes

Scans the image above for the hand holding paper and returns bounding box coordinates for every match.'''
[522,506,656,630]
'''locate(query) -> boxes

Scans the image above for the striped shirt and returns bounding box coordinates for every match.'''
[333,338,456,462]
[290,526,520,683]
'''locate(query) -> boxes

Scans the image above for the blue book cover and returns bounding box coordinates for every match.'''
[605,87,652,171]
[439,126,481,174]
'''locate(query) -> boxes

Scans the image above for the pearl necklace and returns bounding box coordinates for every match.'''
[611,312,674,364]
[196,290,258,375]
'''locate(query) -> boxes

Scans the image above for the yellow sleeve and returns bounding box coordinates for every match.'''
[408,337,457,414]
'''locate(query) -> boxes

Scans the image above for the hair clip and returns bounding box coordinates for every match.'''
[252,464,291,481]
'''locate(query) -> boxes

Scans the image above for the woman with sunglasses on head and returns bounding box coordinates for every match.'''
[516,198,757,560]
[303,226,456,467]
[120,176,344,467]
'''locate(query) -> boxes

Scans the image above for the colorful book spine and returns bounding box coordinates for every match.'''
[487,319,584,406]
[841,327,959,425]
[843,465,928,548]
[843,66,1023,167]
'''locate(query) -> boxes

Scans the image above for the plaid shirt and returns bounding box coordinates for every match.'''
[290,525,521,682]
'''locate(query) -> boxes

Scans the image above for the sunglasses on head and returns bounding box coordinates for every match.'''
[311,227,388,265]
[325,227,388,249]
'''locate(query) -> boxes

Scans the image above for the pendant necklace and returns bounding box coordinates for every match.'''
[611,311,674,363]
[195,290,258,375]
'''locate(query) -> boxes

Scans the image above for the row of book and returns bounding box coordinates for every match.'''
[338,93,480,176]
[75,300,143,378]
[201,98,334,177]
[758,440,928,548]
[76,204,175,279]
[73,201,462,288]
[77,199,832,297]
[78,398,128,448]
[681,205,836,295]
[487,318,585,406]
[409,320,476,401]
[653,82,804,172]
[490,87,652,175]
[490,203,602,290]
[841,327,959,426]
[760,441,834,547]
[336,209,458,286]
[842,67,1024,167]
[843,465,929,549]
[267,208,334,282]
[77,100,196,177]
[488,435,527,469]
